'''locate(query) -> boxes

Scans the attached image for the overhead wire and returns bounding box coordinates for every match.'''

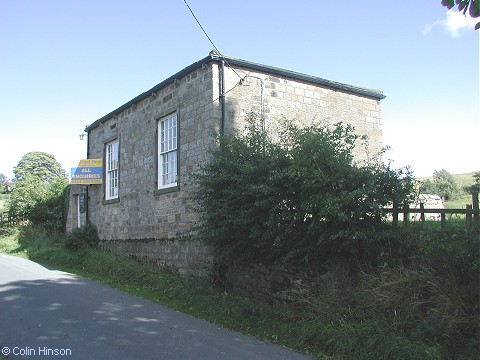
[211,78,245,104]
[181,0,243,80]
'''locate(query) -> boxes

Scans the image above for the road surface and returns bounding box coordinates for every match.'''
[0,254,310,360]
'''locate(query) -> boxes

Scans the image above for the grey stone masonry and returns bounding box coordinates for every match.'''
[78,53,385,277]
[87,63,220,242]
[66,185,87,232]
[99,239,213,277]
[222,66,383,164]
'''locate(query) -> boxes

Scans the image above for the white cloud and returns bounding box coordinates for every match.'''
[423,10,478,37]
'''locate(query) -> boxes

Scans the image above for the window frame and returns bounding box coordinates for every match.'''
[157,113,179,190]
[105,139,119,201]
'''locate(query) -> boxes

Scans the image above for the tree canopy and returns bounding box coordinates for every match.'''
[433,169,459,200]
[442,0,480,30]
[13,152,66,183]
[8,152,69,230]
[0,173,9,193]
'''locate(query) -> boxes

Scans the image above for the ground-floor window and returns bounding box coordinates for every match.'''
[158,113,178,189]
[105,139,119,200]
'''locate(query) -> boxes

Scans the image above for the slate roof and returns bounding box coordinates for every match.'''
[86,52,385,132]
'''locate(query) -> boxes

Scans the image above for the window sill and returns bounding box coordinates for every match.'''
[103,198,120,205]
[155,185,180,196]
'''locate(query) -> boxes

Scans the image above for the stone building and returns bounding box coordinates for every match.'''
[67,51,385,276]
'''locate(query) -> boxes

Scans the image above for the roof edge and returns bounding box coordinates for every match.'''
[85,55,212,132]
[221,54,386,101]
[85,53,385,132]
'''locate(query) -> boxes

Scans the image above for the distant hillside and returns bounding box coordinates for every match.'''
[417,172,478,209]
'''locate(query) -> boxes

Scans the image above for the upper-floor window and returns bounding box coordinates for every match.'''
[158,113,178,189]
[105,139,119,200]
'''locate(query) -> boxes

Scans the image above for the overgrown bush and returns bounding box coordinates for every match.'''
[29,179,70,232]
[193,116,415,271]
[63,223,99,250]
[7,152,69,231]
[7,175,69,231]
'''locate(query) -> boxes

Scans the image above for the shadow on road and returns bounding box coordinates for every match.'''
[0,256,310,360]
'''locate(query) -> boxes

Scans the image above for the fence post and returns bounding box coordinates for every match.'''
[392,200,398,228]
[472,191,479,235]
[466,204,473,232]
[441,212,446,234]
[420,203,425,229]
[403,204,409,228]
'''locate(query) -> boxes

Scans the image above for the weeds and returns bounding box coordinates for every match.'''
[1,223,479,360]
[62,222,98,250]
[288,227,479,360]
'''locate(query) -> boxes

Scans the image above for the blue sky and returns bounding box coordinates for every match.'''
[0,0,478,180]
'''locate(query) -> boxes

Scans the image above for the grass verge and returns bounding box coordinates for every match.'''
[1,225,307,356]
[1,224,479,360]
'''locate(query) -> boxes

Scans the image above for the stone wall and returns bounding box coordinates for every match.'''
[410,194,444,221]
[81,56,384,278]
[66,185,87,232]
[221,263,302,302]
[222,66,383,163]
[84,59,384,243]
[86,63,220,242]
[99,239,213,278]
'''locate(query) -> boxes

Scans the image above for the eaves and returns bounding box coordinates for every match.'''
[85,53,385,132]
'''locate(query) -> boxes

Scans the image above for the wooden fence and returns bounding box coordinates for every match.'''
[385,192,480,235]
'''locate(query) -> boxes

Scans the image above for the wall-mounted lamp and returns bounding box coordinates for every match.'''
[79,134,85,140]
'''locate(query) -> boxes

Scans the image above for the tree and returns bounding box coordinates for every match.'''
[433,169,458,200]
[13,152,66,183]
[441,0,480,30]
[8,152,69,230]
[0,173,9,194]
[464,171,480,194]
[472,171,480,192]
[419,178,438,195]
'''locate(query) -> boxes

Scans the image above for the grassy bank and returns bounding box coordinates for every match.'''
[0,225,305,356]
[1,224,478,359]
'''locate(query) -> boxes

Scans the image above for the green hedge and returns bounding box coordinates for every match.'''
[7,175,69,232]
[193,117,415,271]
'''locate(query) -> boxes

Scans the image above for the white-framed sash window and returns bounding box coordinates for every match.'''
[105,139,119,200]
[158,113,178,189]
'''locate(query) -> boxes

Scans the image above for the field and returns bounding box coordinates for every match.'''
[418,172,477,209]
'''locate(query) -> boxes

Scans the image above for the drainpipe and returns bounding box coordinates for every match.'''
[245,75,265,131]
[220,59,226,135]
[85,130,90,225]
[209,50,226,135]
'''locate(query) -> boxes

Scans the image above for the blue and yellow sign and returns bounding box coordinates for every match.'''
[70,159,103,185]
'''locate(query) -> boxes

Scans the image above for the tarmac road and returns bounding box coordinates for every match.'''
[0,254,310,360]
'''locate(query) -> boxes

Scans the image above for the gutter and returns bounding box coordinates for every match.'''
[85,56,212,132]
[221,55,386,101]
[85,53,385,132]
[85,130,90,224]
